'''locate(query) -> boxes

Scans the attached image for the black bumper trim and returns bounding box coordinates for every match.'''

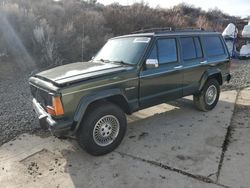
[226,74,231,82]
[223,73,231,83]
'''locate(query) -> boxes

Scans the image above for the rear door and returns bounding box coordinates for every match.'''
[139,37,183,107]
[179,36,207,96]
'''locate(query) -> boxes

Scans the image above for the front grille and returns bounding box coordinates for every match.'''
[30,85,52,109]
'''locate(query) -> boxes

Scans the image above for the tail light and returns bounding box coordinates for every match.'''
[46,96,64,116]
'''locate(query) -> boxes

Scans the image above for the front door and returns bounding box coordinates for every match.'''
[139,37,183,108]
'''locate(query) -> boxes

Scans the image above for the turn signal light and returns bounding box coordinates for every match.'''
[46,96,64,116]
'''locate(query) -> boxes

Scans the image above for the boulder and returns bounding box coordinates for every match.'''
[240,44,250,57]
[242,25,250,38]
[222,23,238,38]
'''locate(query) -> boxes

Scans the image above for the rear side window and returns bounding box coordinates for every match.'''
[180,37,196,60]
[180,37,203,61]
[203,36,225,56]
[194,37,203,58]
[157,38,177,64]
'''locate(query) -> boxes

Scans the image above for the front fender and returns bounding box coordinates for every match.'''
[72,88,128,132]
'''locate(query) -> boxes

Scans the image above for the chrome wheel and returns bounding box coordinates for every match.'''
[205,85,217,105]
[93,115,120,146]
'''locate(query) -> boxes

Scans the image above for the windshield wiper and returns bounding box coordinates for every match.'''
[95,59,132,66]
[111,60,132,66]
[98,59,107,63]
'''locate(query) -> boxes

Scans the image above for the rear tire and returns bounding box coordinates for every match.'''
[77,101,127,156]
[193,79,220,112]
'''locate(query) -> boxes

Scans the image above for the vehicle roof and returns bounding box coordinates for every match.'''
[112,31,221,40]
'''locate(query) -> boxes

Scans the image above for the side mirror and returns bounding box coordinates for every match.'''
[145,59,159,69]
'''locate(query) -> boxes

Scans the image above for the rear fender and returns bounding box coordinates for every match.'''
[199,69,222,91]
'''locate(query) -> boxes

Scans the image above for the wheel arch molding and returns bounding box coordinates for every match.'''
[72,89,130,133]
[198,68,222,91]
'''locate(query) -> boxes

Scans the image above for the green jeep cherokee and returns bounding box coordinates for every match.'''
[29,28,231,155]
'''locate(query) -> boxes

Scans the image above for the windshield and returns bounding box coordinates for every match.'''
[93,37,151,65]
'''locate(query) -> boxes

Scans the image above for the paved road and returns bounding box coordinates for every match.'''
[0,89,249,188]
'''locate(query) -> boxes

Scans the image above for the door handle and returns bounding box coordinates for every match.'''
[200,61,207,64]
[174,65,183,69]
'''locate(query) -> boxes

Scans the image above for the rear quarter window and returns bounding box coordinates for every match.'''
[203,36,225,57]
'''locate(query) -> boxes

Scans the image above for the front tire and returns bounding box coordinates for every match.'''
[77,101,127,156]
[193,79,220,112]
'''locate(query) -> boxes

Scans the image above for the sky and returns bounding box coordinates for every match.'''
[97,0,250,18]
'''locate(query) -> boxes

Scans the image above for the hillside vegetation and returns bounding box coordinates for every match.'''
[0,0,240,68]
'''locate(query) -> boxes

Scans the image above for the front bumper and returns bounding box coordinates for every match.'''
[32,98,73,136]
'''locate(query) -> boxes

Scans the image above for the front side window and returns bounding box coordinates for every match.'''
[94,37,150,65]
[203,36,225,57]
[157,38,177,64]
[148,44,157,59]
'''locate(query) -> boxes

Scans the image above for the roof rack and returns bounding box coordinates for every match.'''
[175,27,205,32]
[131,27,205,34]
[131,27,173,34]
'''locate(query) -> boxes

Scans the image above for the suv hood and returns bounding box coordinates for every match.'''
[35,61,128,86]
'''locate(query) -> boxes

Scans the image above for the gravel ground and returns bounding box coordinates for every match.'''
[222,59,250,91]
[0,60,41,145]
[0,59,249,145]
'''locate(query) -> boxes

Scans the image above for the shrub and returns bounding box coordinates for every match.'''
[0,0,241,69]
